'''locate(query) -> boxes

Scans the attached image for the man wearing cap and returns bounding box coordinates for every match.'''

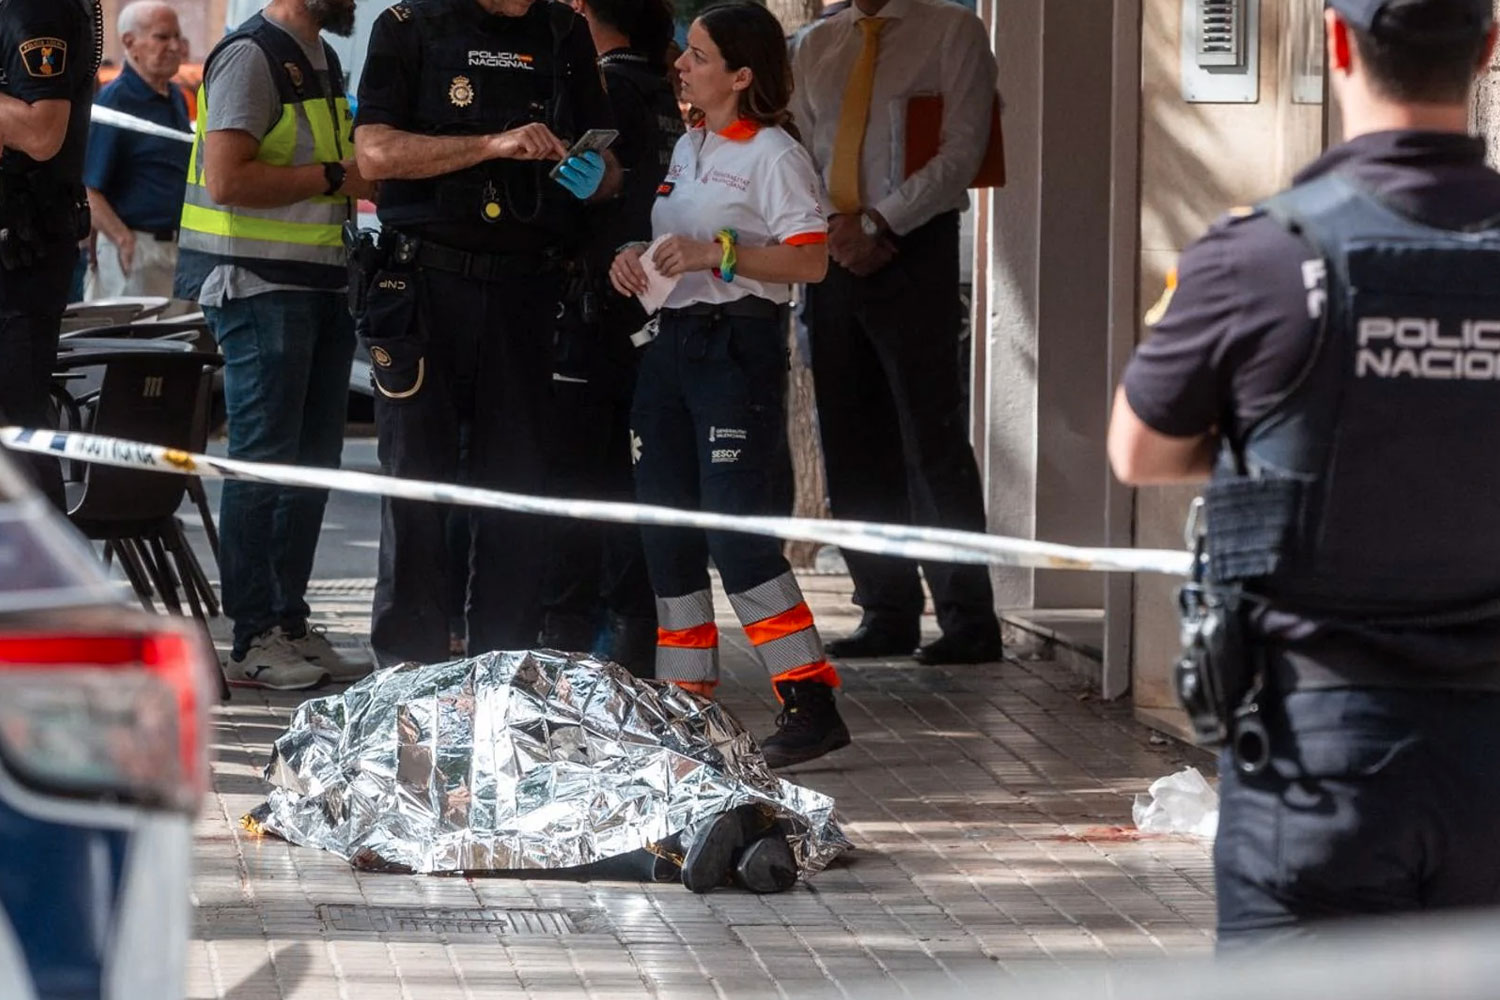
[1110,0,1500,944]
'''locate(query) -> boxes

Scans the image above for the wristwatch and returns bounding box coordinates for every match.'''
[859,211,882,237]
[322,161,346,197]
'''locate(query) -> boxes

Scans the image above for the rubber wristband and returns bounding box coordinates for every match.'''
[714,228,738,283]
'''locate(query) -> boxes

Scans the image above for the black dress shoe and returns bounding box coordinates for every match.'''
[914,631,1003,665]
[824,623,918,659]
[734,832,798,894]
[760,680,852,768]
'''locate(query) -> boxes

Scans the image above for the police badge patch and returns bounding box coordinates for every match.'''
[449,76,474,108]
[283,61,304,91]
[19,38,67,78]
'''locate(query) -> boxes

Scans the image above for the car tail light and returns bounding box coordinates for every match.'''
[0,625,213,813]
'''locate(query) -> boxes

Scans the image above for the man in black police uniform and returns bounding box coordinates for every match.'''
[0,0,100,506]
[354,0,621,668]
[1110,0,1500,945]
[537,0,683,675]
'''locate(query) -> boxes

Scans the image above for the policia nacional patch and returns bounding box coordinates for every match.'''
[19,37,68,78]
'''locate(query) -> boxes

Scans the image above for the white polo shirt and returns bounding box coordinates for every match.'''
[651,119,828,309]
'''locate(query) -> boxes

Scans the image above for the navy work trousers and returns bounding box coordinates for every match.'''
[366,260,560,667]
[1215,684,1500,947]
[631,306,792,598]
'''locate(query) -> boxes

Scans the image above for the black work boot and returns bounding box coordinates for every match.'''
[679,810,747,893]
[604,612,658,678]
[734,829,798,894]
[759,680,851,769]
[538,611,598,654]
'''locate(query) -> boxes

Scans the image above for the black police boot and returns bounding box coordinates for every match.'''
[604,612,657,678]
[759,680,852,769]
[733,830,798,894]
[539,611,598,654]
[679,810,748,893]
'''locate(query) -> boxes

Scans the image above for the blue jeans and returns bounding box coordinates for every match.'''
[205,290,354,656]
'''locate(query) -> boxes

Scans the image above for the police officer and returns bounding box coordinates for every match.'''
[355,0,621,667]
[537,0,685,675]
[0,0,100,506]
[1110,0,1500,945]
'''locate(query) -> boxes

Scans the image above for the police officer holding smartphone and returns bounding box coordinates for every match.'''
[354,0,621,668]
[1110,0,1500,946]
[0,0,100,505]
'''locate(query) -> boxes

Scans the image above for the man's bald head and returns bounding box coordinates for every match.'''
[117,1,186,91]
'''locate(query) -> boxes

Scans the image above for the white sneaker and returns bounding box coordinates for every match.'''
[229,628,330,691]
[286,624,372,682]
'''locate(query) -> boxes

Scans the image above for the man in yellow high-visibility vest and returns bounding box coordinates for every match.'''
[174,0,375,692]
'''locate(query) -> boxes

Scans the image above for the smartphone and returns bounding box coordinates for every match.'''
[548,128,620,181]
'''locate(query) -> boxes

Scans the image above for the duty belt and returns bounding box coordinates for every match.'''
[664,297,781,321]
[412,238,560,283]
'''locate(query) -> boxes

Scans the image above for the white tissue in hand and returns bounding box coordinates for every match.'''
[1132,766,1219,839]
[636,236,681,315]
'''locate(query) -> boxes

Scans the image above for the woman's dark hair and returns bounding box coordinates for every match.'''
[693,1,799,139]
[1352,0,1490,103]
[588,0,677,72]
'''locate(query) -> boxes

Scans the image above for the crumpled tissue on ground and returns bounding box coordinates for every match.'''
[1132,766,1219,839]
[246,650,852,876]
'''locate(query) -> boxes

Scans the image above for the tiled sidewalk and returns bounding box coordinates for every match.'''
[191,575,1215,1000]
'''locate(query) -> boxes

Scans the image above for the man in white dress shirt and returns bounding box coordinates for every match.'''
[790,0,1003,665]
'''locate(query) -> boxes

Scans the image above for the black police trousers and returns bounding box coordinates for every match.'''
[540,373,656,625]
[1215,683,1500,947]
[631,305,793,614]
[364,258,560,667]
[0,242,74,508]
[805,211,997,642]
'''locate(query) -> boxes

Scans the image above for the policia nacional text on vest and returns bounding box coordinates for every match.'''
[371,0,585,255]
[1177,171,1500,774]
[174,13,353,297]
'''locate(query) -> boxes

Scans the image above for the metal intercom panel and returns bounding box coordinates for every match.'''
[1182,0,1260,103]
[1196,0,1245,67]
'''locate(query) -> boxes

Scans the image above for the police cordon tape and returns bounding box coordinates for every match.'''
[91,105,196,144]
[2,427,1196,577]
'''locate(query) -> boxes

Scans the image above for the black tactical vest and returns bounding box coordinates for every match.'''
[586,49,682,265]
[1204,171,1500,676]
[376,0,582,253]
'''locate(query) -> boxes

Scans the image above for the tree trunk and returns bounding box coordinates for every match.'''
[784,311,826,568]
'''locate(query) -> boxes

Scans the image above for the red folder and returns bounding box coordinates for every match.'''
[904,93,1006,188]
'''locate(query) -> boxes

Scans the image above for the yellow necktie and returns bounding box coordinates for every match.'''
[828,17,887,215]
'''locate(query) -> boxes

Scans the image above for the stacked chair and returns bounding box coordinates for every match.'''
[50,310,229,697]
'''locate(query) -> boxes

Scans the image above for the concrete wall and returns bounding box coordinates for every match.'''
[1130,0,1324,730]
[979,0,1118,619]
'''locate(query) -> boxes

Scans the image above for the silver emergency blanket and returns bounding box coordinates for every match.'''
[251,650,851,876]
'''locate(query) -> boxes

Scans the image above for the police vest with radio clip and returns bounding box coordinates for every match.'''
[374,0,582,242]
[1202,170,1500,632]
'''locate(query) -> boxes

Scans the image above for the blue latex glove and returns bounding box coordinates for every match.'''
[554,149,605,200]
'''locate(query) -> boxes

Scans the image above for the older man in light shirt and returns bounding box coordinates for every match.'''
[791,0,1003,666]
[83,1,191,300]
